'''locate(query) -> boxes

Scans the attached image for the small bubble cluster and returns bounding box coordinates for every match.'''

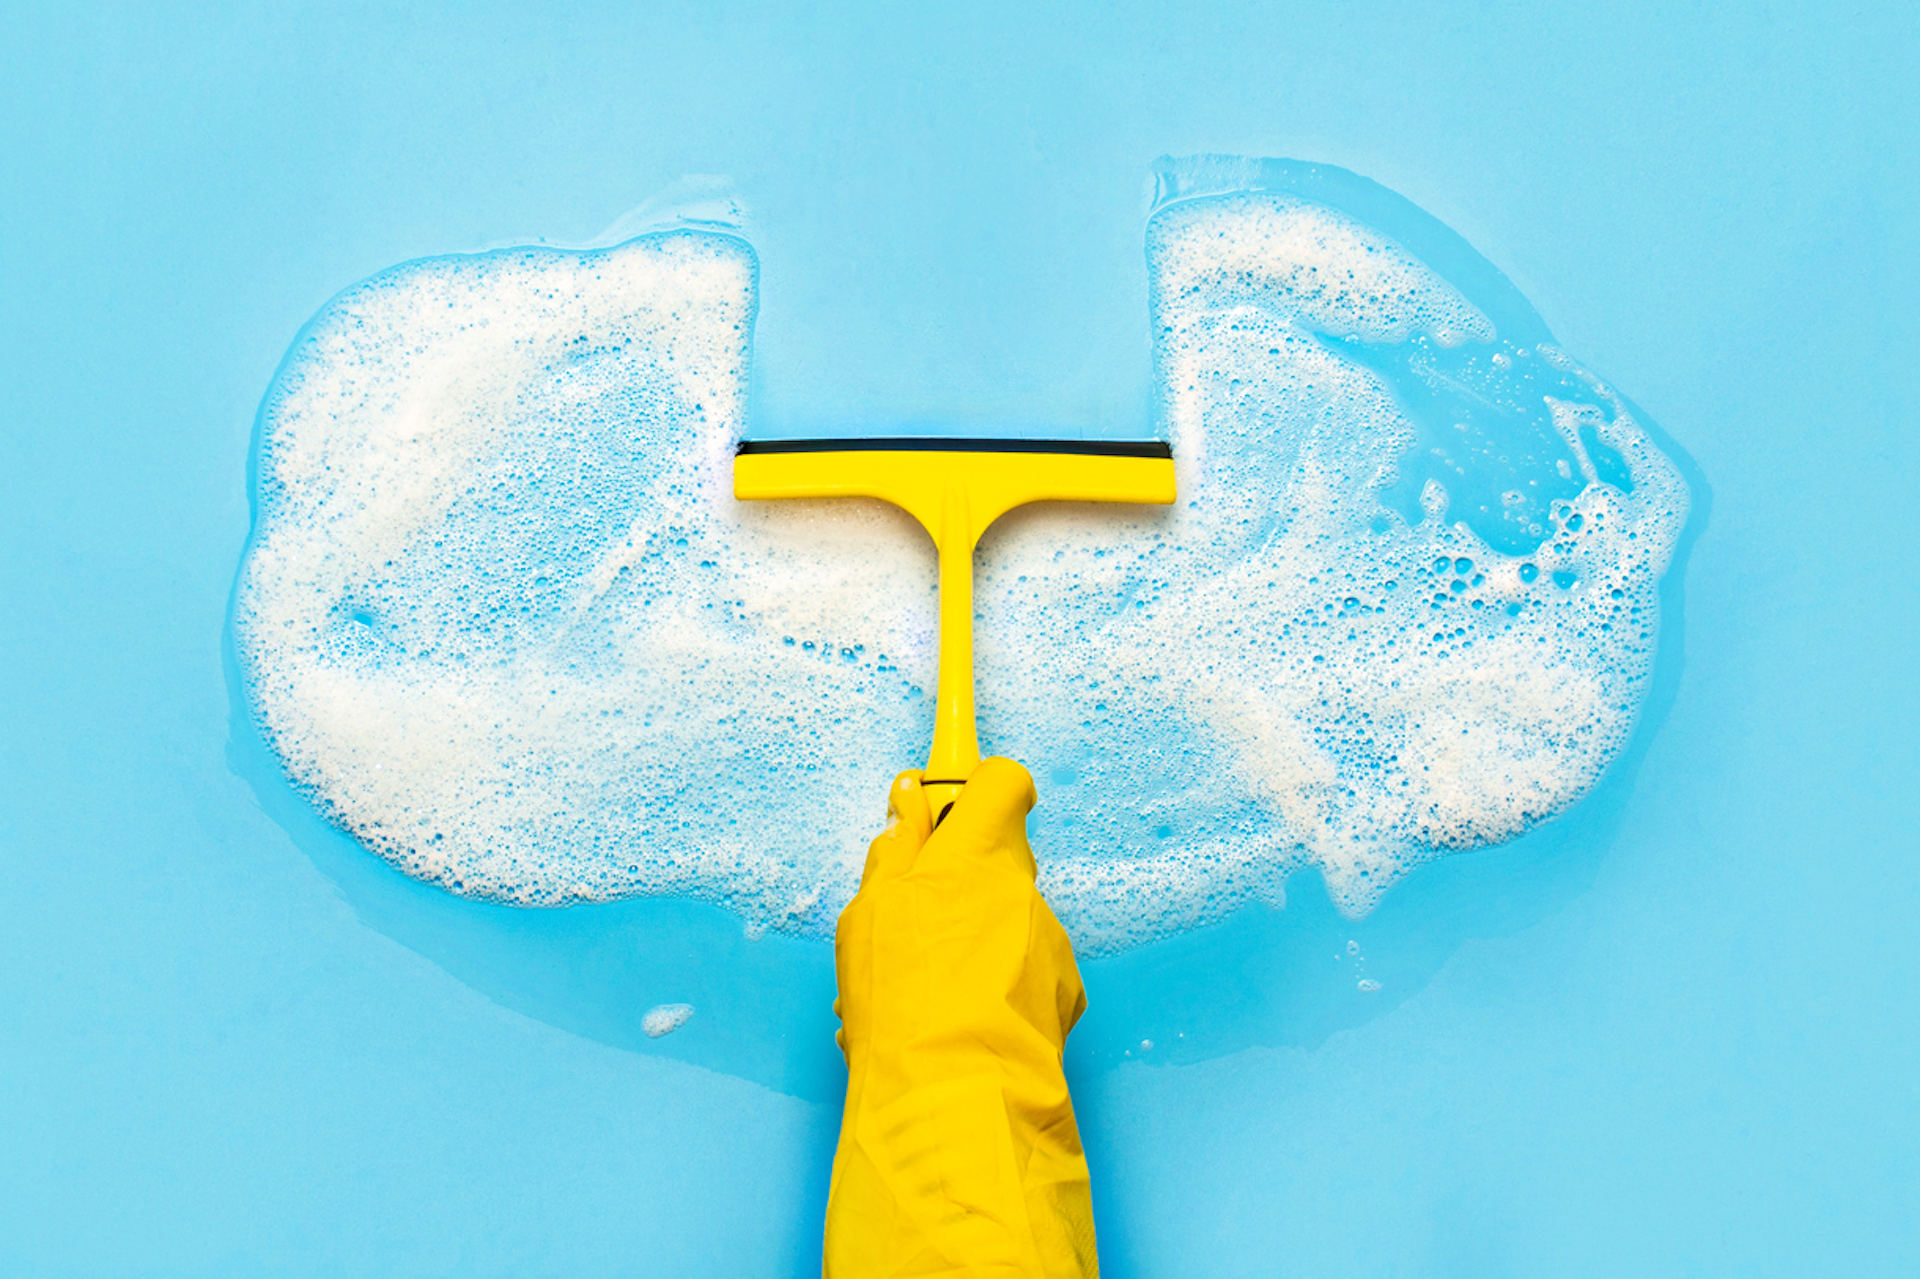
[234,196,1688,956]
[642,1003,696,1038]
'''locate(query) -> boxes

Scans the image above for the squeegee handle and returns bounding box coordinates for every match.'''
[923,500,981,825]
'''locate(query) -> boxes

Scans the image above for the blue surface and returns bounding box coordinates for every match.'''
[4,2,1917,1275]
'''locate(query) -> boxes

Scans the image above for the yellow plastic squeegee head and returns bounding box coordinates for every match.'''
[734,437,1177,825]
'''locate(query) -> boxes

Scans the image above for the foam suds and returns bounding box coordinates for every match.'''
[237,233,937,932]
[235,194,1687,954]
[980,194,1686,948]
[642,1003,696,1038]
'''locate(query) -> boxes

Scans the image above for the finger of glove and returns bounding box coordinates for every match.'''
[858,769,931,890]
[919,756,1039,882]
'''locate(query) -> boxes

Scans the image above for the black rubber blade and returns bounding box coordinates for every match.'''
[735,437,1172,458]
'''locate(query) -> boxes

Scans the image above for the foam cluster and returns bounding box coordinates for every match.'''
[236,234,933,930]
[642,1004,696,1038]
[235,196,1687,954]
[980,194,1687,948]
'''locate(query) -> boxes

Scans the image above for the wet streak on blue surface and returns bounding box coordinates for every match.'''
[4,2,1918,1275]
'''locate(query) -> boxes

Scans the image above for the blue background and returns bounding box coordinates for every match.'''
[4,2,1916,1275]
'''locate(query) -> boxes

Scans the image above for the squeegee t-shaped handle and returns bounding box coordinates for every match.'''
[732,438,1176,826]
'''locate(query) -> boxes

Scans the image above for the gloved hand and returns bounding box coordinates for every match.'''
[824,758,1098,1279]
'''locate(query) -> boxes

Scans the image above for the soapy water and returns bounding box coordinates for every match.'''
[234,180,1687,954]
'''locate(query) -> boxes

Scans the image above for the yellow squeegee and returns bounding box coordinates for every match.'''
[735,437,1176,823]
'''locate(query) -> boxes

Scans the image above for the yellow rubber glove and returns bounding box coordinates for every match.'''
[824,757,1098,1279]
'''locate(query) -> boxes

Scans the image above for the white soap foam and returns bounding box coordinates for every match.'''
[642,1003,696,1038]
[978,193,1686,949]
[235,196,1688,955]
[237,233,935,927]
